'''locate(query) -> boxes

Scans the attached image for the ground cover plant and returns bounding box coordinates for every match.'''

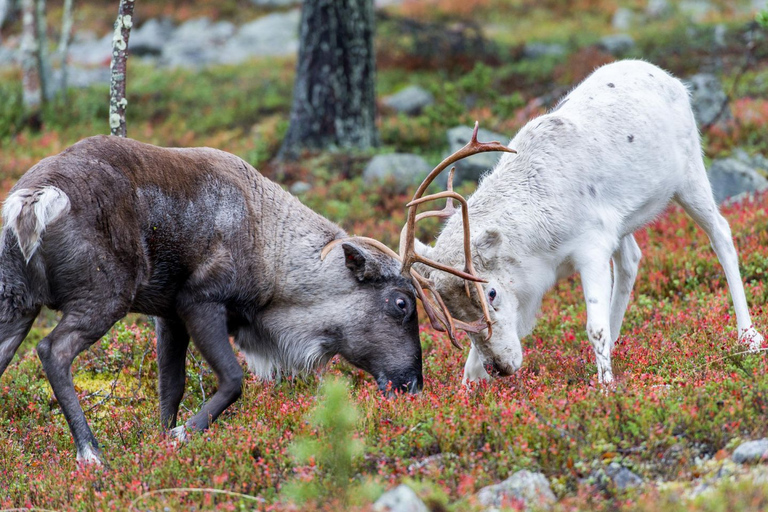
[1,0,768,510]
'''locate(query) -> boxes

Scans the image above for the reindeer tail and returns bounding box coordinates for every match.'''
[2,187,70,263]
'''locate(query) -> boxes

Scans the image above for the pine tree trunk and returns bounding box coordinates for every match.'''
[278,0,378,160]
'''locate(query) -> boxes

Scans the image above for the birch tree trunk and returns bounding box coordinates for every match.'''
[278,0,378,160]
[0,0,9,43]
[56,0,73,93]
[34,0,52,101]
[109,0,135,137]
[20,0,40,109]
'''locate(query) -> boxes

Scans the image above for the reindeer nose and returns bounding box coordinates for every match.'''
[484,359,515,378]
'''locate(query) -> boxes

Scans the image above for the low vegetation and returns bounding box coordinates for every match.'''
[1,0,767,510]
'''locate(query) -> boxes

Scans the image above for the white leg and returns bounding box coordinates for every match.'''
[610,234,642,346]
[579,256,615,384]
[462,344,490,385]
[675,175,763,349]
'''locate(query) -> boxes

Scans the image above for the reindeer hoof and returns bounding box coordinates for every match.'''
[741,327,764,352]
[170,425,190,444]
[76,445,104,466]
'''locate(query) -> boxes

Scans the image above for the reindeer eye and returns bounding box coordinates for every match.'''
[488,288,497,302]
[395,298,407,311]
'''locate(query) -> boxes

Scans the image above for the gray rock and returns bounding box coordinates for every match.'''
[522,42,566,59]
[249,0,301,5]
[68,31,113,67]
[476,470,556,510]
[732,148,768,173]
[713,24,727,47]
[161,17,235,68]
[598,34,635,55]
[363,153,432,193]
[708,157,768,203]
[0,44,17,68]
[290,181,311,195]
[221,10,300,63]
[52,67,110,90]
[732,439,768,464]
[612,8,635,30]
[646,0,672,18]
[604,462,643,490]
[445,125,509,185]
[685,73,731,128]
[373,485,429,512]
[129,18,174,56]
[679,0,715,22]
[382,85,434,115]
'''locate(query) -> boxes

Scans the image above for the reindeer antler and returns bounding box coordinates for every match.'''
[399,121,516,347]
[321,122,515,350]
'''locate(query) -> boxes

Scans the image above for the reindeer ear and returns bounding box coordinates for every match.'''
[342,243,381,282]
[473,228,504,264]
[414,238,434,259]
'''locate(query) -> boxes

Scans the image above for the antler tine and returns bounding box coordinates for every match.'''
[412,272,462,349]
[397,121,512,344]
[401,121,515,276]
[321,236,401,261]
[398,167,458,257]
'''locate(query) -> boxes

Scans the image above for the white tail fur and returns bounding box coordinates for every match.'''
[2,187,70,262]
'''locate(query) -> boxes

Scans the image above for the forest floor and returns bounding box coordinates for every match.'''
[1,1,768,510]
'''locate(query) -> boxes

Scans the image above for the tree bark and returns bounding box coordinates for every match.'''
[34,0,52,102]
[56,0,74,94]
[109,0,135,137]
[20,0,40,109]
[278,0,378,160]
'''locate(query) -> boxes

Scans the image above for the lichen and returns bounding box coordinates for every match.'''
[109,113,122,129]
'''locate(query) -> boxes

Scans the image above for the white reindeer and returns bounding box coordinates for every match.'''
[406,59,763,384]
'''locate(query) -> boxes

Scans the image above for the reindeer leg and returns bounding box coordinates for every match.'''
[675,168,763,350]
[172,302,242,441]
[462,343,490,385]
[0,308,38,377]
[37,308,124,465]
[610,235,642,347]
[577,252,614,384]
[156,316,190,430]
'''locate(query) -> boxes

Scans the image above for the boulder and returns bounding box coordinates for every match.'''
[445,125,510,185]
[598,34,635,55]
[53,67,110,90]
[220,10,300,63]
[685,73,731,128]
[603,463,643,490]
[249,0,301,6]
[708,156,768,203]
[0,44,17,68]
[68,32,113,67]
[679,0,716,22]
[732,439,768,464]
[611,8,635,30]
[363,153,432,193]
[522,42,566,59]
[646,0,673,18]
[476,470,556,510]
[289,181,312,195]
[382,85,434,115]
[161,17,235,68]
[373,485,429,512]
[129,18,174,56]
